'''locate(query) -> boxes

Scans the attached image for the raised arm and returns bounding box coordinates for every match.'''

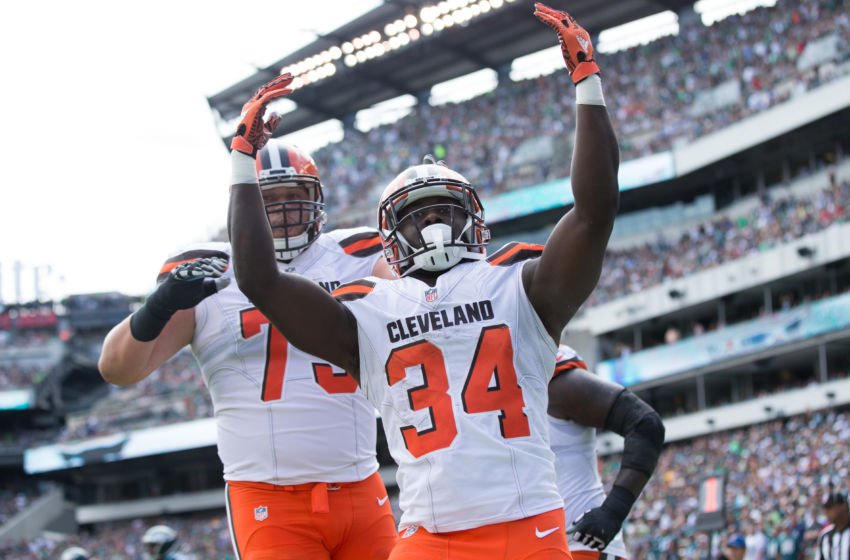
[227,76,360,376]
[525,4,620,342]
[549,367,664,551]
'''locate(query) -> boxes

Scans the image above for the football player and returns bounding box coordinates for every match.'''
[228,4,618,559]
[548,345,664,559]
[60,547,91,560]
[142,524,181,560]
[98,141,398,560]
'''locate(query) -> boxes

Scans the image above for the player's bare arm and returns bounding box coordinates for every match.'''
[370,252,395,279]
[227,75,361,377]
[549,366,665,550]
[98,310,194,386]
[98,257,229,386]
[524,4,620,342]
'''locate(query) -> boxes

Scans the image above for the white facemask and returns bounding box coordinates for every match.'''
[409,223,467,272]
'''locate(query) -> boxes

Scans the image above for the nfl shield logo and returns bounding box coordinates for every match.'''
[425,288,438,302]
[285,266,296,273]
[254,505,268,521]
[401,526,419,539]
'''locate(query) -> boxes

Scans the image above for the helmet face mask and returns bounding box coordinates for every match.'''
[256,141,327,262]
[379,163,490,277]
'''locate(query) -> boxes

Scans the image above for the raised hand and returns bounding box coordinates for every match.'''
[533,3,600,84]
[231,74,293,157]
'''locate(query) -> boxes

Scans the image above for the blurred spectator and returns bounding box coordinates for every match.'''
[720,533,747,560]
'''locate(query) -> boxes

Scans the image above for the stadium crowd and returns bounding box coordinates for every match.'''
[0,512,233,559]
[605,408,850,559]
[0,480,55,528]
[589,174,849,307]
[56,350,211,443]
[0,363,49,391]
[313,0,850,214]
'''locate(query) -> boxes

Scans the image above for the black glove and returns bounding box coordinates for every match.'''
[567,485,634,551]
[130,257,229,341]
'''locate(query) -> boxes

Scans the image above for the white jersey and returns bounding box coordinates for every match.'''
[335,243,563,533]
[159,228,384,485]
[549,345,630,558]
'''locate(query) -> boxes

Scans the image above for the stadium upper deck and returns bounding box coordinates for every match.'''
[207,0,696,136]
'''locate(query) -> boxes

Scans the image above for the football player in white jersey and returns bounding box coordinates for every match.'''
[228,5,618,559]
[548,345,664,559]
[98,141,398,560]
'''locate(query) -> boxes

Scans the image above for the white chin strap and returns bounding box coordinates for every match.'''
[407,223,484,274]
[274,231,310,262]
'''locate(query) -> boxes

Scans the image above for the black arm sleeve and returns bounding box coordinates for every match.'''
[604,389,665,476]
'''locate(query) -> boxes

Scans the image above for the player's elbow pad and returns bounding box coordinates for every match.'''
[605,389,665,475]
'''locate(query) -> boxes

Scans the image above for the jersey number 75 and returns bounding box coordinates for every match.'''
[239,308,358,401]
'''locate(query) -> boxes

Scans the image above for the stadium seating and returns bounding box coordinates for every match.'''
[311,0,850,216]
[604,408,850,559]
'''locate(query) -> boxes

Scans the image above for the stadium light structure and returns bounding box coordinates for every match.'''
[596,10,679,54]
[274,0,513,91]
[694,0,777,26]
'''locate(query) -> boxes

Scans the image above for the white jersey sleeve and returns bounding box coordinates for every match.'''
[336,245,563,533]
[548,344,630,558]
[167,233,382,485]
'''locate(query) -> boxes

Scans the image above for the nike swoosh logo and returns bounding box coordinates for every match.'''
[535,527,560,538]
[377,496,389,506]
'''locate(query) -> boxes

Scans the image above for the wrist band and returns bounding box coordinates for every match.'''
[231,150,259,185]
[576,74,605,106]
[129,299,175,342]
[601,485,636,522]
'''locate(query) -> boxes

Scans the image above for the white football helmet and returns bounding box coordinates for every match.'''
[255,140,326,262]
[378,156,489,277]
[61,547,91,560]
[142,524,178,560]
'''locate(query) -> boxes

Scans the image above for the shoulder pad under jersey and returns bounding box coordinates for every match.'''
[486,242,544,267]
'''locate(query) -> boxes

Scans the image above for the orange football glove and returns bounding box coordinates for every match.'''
[534,3,600,84]
[231,74,293,157]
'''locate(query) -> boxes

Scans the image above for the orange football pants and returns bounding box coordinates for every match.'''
[226,471,397,560]
[388,508,572,560]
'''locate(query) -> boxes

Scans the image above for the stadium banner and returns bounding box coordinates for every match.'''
[23,417,217,474]
[0,389,34,410]
[485,151,675,223]
[597,291,850,387]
